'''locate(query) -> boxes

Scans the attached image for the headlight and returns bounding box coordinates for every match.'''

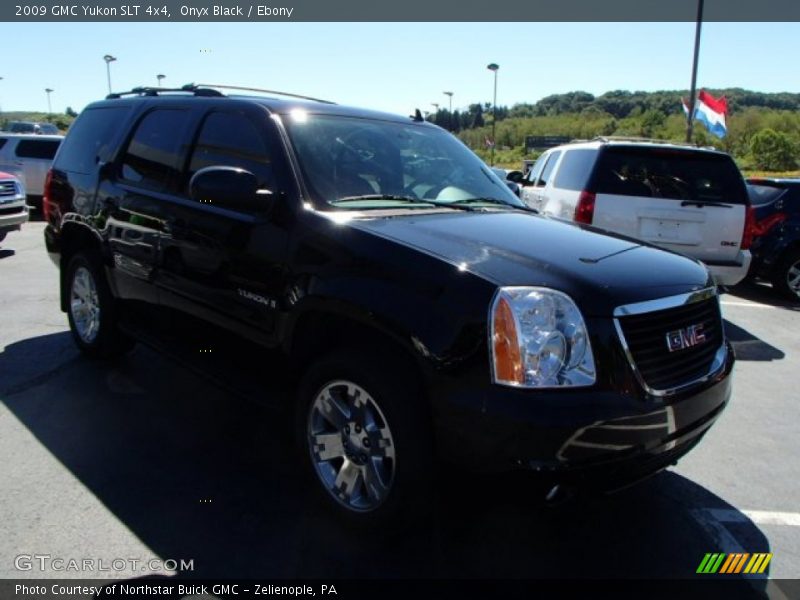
[489,287,596,388]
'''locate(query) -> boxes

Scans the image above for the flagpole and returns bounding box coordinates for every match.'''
[686,0,704,143]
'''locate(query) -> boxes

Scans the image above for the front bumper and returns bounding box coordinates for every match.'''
[0,200,29,233]
[431,337,733,489]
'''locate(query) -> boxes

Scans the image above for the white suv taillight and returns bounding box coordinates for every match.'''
[42,169,54,222]
[574,191,596,224]
[741,205,756,251]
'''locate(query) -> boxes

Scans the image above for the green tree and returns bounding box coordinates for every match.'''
[750,128,798,171]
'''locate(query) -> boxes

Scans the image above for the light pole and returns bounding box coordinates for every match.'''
[45,88,54,114]
[157,73,165,87]
[103,54,117,94]
[443,91,453,130]
[487,63,499,166]
[686,0,704,143]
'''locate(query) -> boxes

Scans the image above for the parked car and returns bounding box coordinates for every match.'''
[0,170,29,243]
[2,120,60,135]
[44,86,733,524]
[517,138,754,287]
[0,133,63,209]
[3,121,41,134]
[746,178,800,301]
[37,123,61,135]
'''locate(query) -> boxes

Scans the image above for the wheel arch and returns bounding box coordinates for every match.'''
[58,221,107,312]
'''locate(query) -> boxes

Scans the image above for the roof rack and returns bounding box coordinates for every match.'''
[106,84,223,100]
[194,83,336,104]
[590,136,706,148]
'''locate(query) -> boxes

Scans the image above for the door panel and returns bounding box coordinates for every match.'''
[155,107,293,343]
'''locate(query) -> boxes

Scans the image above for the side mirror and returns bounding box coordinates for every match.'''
[504,182,521,197]
[506,170,524,184]
[189,166,268,212]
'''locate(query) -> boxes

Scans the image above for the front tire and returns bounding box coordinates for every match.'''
[771,248,800,302]
[296,350,434,527]
[66,253,135,358]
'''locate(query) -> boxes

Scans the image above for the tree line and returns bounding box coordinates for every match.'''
[425,89,800,172]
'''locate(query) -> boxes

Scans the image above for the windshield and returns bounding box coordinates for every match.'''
[282,113,523,210]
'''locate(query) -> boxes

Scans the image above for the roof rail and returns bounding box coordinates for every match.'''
[194,83,336,105]
[591,135,704,148]
[106,84,224,100]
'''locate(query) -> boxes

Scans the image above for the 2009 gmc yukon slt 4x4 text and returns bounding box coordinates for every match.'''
[43,85,733,525]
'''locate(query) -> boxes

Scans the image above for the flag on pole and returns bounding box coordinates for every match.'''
[682,90,728,138]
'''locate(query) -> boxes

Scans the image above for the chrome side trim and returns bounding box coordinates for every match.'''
[613,287,727,397]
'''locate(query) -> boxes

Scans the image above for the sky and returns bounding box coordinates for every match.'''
[1,22,797,116]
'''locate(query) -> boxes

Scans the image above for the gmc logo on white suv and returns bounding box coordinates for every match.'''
[666,324,707,352]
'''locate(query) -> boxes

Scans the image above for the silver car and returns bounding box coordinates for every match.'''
[0,134,63,209]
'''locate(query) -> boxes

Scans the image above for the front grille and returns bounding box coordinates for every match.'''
[617,295,723,392]
[0,205,24,215]
[0,181,17,197]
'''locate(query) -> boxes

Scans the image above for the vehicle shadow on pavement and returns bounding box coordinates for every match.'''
[724,320,785,362]
[0,333,772,586]
[728,281,800,311]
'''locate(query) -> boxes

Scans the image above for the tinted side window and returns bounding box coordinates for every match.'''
[120,109,193,192]
[0,139,6,150]
[15,139,61,160]
[593,147,747,204]
[188,111,276,191]
[537,150,561,187]
[553,149,596,191]
[746,184,785,206]
[56,106,131,174]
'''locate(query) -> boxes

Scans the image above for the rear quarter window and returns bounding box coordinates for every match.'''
[15,139,61,160]
[55,106,132,174]
[747,184,785,206]
[592,147,748,204]
[552,148,597,191]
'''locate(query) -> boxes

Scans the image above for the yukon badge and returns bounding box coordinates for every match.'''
[666,324,707,352]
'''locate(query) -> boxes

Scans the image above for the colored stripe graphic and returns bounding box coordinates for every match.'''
[698,553,773,574]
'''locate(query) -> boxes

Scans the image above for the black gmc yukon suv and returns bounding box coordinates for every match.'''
[43,86,733,524]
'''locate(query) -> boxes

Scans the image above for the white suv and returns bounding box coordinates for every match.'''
[0,134,63,209]
[518,138,753,286]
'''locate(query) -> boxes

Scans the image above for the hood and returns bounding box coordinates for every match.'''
[347,210,712,316]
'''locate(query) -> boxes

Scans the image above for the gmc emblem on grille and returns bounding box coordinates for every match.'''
[666,324,707,352]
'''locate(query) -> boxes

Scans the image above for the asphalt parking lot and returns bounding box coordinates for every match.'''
[1,221,799,589]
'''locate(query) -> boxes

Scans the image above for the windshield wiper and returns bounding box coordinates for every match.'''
[452,197,539,213]
[330,194,478,211]
[681,200,732,208]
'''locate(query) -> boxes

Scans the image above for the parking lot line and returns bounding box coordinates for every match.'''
[741,510,800,527]
[720,300,775,309]
[702,508,800,527]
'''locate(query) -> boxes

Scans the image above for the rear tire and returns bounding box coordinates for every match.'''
[296,349,434,529]
[65,253,135,358]
[771,248,800,303]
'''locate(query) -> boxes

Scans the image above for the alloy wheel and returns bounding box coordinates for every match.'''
[307,380,396,512]
[70,266,101,344]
